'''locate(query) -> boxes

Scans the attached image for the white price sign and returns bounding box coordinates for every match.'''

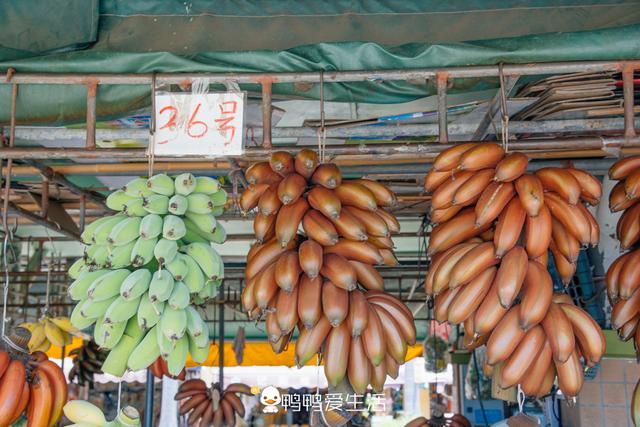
[152,92,245,156]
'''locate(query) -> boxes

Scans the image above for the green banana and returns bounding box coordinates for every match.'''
[130,237,157,267]
[81,215,123,244]
[93,215,128,245]
[70,302,98,330]
[157,323,176,358]
[137,293,164,330]
[166,334,188,376]
[194,176,221,195]
[181,226,209,244]
[165,254,188,281]
[106,190,136,212]
[148,270,174,303]
[69,269,111,301]
[197,281,220,301]
[147,174,175,196]
[185,212,217,234]
[104,295,142,324]
[154,238,178,265]
[139,214,163,240]
[160,307,187,342]
[87,269,131,301]
[143,194,170,215]
[68,257,87,280]
[182,255,206,293]
[85,245,110,268]
[127,325,161,371]
[80,295,118,319]
[209,188,228,207]
[188,335,210,364]
[185,306,209,348]
[186,193,214,214]
[123,198,147,217]
[174,173,196,196]
[105,239,136,268]
[168,281,190,310]
[102,316,145,376]
[123,177,153,197]
[210,222,227,244]
[168,194,188,215]
[162,215,186,241]
[182,242,223,281]
[95,316,127,349]
[120,269,152,300]
[108,216,142,246]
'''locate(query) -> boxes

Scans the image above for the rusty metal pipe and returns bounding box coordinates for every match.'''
[261,80,273,149]
[436,73,448,143]
[85,82,97,150]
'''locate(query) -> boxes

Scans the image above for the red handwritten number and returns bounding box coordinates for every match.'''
[214,116,236,145]
[219,101,238,115]
[157,106,178,144]
[187,103,208,138]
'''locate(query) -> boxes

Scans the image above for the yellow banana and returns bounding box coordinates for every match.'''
[44,319,67,347]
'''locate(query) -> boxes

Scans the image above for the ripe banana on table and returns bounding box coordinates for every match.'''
[424,143,605,398]
[240,150,414,393]
[20,315,82,353]
[175,379,251,427]
[68,340,108,388]
[70,174,223,377]
[63,399,142,426]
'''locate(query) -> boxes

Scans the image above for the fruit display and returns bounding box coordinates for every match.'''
[424,143,605,397]
[174,379,251,426]
[149,356,186,380]
[68,340,109,388]
[404,414,471,427]
[63,400,141,427]
[21,316,82,353]
[606,156,640,354]
[0,344,68,427]
[68,174,224,377]
[240,150,415,393]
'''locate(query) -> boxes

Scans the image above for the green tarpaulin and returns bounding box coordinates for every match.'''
[1,1,640,124]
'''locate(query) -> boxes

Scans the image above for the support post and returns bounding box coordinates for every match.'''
[623,66,637,138]
[79,194,86,232]
[41,175,49,218]
[261,80,273,149]
[7,201,81,241]
[86,82,97,150]
[436,73,449,143]
[144,369,155,427]
[219,285,225,389]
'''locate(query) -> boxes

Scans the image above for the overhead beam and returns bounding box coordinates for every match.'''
[7,201,81,241]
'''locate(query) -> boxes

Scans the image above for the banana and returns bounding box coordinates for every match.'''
[374,305,407,363]
[63,401,107,426]
[105,216,141,246]
[187,192,216,214]
[448,266,496,325]
[494,152,528,182]
[544,192,591,244]
[515,174,544,217]
[370,358,387,392]
[276,285,299,334]
[104,295,141,324]
[611,286,640,329]
[350,260,384,291]
[606,253,628,303]
[70,302,98,330]
[626,169,640,199]
[522,205,554,259]
[146,174,175,196]
[354,178,397,207]
[432,142,477,171]
[535,167,581,205]
[520,340,552,396]
[367,293,416,345]
[181,254,206,293]
[185,212,217,234]
[449,242,499,288]
[266,306,282,343]
[519,260,553,329]
[186,307,208,343]
[27,323,47,350]
[424,169,453,193]
[102,317,145,376]
[474,181,515,227]
[246,161,282,185]
[427,208,488,255]
[610,180,638,212]
[168,281,190,310]
[295,315,331,366]
[618,249,640,299]
[431,170,475,210]
[542,303,575,363]
[434,286,461,323]
[93,215,130,245]
[298,240,323,278]
[162,215,187,240]
[335,182,378,212]
[274,251,302,292]
[253,212,276,243]
[139,214,163,240]
[68,257,87,280]
[107,190,137,212]
[320,253,357,291]
[451,169,495,207]
[85,244,110,267]
[610,155,640,180]
[500,325,545,388]
[486,307,525,365]
[105,240,136,268]
[154,237,178,265]
[566,168,602,203]
[552,218,580,263]
[549,240,576,285]
[81,294,118,319]
[431,242,478,294]
[311,163,342,189]
[362,305,386,366]
[160,306,188,342]
[209,188,228,208]
[431,205,463,224]
[617,204,640,249]
[269,151,295,175]
[297,275,323,329]
[87,269,131,301]
[275,197,309,246]
[33,363,63,427]
[348,290,370,337]
[194,176,221,194]
[555,350,583,398]
[322,281,349,326]
[129,236,156,267]
[494,247,528,308]
[189,335,210,364]
[68,269,111,301]
[149,269,175,303]
[245,238,297,280]
[173,173,196,195]
[138,293,164,330]
[166,334,189,376]
[493,198,526,257]
[182,242,223,281]
[302,209,339,245]
[123,197,147,216]
[258,183,282,216]
[166,194,188,216]
[323,322,351,387]
[95,317,127,349]
[81,215,123,244]
[142,194,169,215]
[277,173,307,205]
[325,239,383,265]
[128,324,162,371]
[560,303,605,365]
[294,148,319,178]
[165,254,188,281]
[459,143,505,171]
[308,187,342,219]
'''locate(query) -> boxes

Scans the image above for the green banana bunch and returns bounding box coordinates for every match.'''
[69,173,225,376]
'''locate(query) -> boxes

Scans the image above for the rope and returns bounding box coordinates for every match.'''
[148,73,157,177]
[517,384,525,413]
[317,71,327,163]
[498,64,510,152]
